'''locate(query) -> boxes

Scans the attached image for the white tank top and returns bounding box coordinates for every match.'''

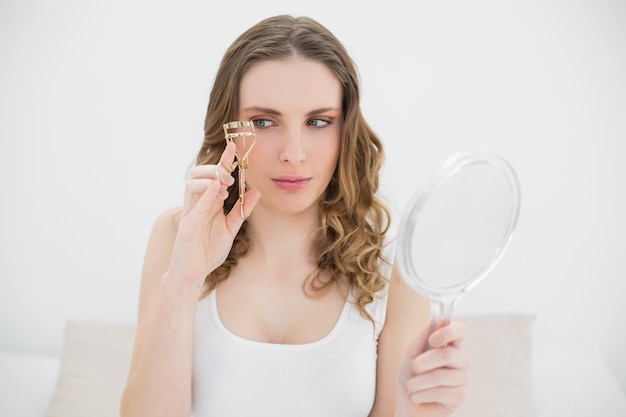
[191,237,395,417]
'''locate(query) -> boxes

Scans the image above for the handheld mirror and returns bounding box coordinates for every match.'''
[396,152,521,349]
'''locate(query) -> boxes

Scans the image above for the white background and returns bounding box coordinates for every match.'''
[1,0,625,393]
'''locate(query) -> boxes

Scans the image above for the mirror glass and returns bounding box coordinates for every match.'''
[397,152,521,346]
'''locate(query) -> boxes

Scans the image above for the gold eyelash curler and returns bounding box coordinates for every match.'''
[222,121,256,219]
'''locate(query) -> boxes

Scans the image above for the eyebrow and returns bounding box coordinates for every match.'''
[240,106,341,117]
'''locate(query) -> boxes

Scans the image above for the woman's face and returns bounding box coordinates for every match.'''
[236,56,343,217]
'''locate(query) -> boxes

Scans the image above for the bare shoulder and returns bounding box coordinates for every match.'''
[143,207,182,255]
[150,206,182,240]
[141,206,182,284]
[141,205,184,287]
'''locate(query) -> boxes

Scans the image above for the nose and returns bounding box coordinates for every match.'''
[279,126,306,164]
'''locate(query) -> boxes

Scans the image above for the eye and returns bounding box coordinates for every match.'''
[306,118,330,128]
[252,118,275,129]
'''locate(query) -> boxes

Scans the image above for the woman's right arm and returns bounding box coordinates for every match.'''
[120,207,200,417]
[120,142,260,417]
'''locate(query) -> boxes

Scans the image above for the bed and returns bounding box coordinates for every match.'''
[1,314,625,417]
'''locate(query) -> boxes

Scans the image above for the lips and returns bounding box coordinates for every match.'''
[272,175,311,191]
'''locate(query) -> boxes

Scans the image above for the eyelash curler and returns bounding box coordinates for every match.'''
[222,121,257,219]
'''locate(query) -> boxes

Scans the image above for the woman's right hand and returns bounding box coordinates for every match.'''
[164,141,261,290]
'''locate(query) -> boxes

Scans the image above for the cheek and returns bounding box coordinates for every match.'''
[321,137,341,168]
[244,139,269,164]
[242,143,270,183]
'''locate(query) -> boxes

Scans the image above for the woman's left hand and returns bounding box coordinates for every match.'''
[396,321,471,417]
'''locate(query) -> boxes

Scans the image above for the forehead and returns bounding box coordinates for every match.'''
[238,57,342,112]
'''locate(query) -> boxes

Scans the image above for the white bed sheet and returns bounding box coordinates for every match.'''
[0,350,60,417]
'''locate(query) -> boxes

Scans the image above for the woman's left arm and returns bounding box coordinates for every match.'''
[368,266,471,417]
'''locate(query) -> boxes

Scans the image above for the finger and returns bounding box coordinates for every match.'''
[183,179,210,214]
[219,140,238,172]
[182,179,228,215]
[188,141,237,181]
[407,385,468,409]
[411,346,471,375]
[428,321,466,349]
[225,188,261,232]
[214,142,237,189]
[189,165,235,187]
[187,181,224,222]
[406,368,469,393]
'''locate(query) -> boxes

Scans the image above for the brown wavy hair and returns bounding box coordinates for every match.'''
[195,15,391,321]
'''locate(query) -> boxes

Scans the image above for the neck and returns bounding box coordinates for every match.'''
[245,207,320,271]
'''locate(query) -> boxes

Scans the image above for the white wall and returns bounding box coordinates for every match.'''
[1,0,625,392]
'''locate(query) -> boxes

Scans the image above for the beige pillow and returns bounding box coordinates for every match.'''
[46,315,533,417]
[46,321,135,417]
[455,314,535,417]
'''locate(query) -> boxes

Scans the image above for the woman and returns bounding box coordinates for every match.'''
[121,15,470,417]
